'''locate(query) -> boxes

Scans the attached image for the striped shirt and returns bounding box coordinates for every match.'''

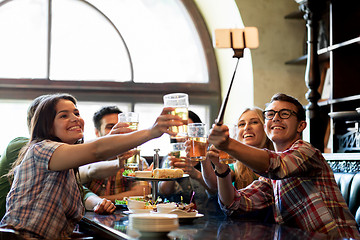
[220,140,360,239]
[1,140,84,239]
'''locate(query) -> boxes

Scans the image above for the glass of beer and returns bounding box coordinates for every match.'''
[218,151,236,164]
[219,124,237,165]
[118,112,139,130]
[170,142,186,159]
[163,93,189,141]
[118,112,140,170]
[165,142,187,169]
[188,123,208,161]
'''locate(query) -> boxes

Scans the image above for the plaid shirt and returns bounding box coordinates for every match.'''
[221,140,360,239]
[1,140,84,239]
[85,168,132,196]
[85,159,148,196]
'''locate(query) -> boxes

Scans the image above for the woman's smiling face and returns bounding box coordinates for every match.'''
[237,110,266,148]
[52,99,84,144]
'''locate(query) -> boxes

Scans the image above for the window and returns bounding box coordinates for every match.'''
[0,0,220,156]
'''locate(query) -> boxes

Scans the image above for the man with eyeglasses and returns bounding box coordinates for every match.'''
[207,93,359,239]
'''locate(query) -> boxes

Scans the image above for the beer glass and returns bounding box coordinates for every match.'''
[170,142,186,159]
[163,93,189,141]
[118,112,140,170]
[219,124,238,164]
[164,142,187,169]
[118,112,139,130]
[188,123,207,161]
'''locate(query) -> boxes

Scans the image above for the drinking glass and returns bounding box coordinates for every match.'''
[188,123,208,161]
[163,93,189,141]
[219,124,238,165]
[118,112,139,131]
[170,142,186,159]
[218,151,236,164]
[118,112,140,170]
[165,142,187,169]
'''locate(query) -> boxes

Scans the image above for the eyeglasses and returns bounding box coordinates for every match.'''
[263,109,298,120]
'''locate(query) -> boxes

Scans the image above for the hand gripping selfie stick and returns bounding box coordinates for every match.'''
[213,27,259,126]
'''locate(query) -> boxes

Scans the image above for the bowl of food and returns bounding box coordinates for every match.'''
[156,202,177,213]
[126,196,156,213]
[127,196,147,210]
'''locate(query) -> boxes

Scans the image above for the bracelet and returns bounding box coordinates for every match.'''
[214,167,231,178]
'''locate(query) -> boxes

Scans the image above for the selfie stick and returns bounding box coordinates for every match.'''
[215,31,245,126]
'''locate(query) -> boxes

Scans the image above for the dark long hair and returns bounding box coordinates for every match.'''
[8,94,84,191]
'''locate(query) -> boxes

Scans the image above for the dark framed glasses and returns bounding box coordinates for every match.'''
[263,109,298,120]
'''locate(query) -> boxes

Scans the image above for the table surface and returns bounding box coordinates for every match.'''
[79,201,328,240]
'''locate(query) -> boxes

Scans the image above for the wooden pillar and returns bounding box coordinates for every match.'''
[297,0,326,151]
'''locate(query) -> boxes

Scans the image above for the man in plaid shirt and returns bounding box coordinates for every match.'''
[208,93,359,239]
[80,106,149,202]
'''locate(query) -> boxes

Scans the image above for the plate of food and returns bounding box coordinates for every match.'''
[157,209,203,223]
[123,169,189,181]
[123,196,157,214]
[154,202,202,222]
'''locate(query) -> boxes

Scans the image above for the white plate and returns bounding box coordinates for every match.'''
[152,210,203,219]
[129,213,179,232]
[155,208,197,216]
[126,209,153,214]
[124,174,189,181]
[177,213,204,219]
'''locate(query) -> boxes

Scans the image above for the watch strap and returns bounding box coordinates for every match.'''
[214,167,231,178]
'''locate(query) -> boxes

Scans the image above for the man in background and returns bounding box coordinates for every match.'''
[80,106,150,202]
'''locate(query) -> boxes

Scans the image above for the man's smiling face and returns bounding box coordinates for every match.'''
[264,100,304,151]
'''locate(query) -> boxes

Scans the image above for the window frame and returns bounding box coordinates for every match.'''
[0,0,220,126]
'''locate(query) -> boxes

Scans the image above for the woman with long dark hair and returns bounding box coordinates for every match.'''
[1,93,182,239]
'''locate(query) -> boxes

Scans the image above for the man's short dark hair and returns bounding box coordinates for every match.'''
[269,93,306,121]
[93,106,122,131]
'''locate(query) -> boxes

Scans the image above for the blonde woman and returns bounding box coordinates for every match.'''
[232,107,274,189]
[197,107,274,221]
[200,107,273,193]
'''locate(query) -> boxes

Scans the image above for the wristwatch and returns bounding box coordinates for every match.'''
[214,166,231,178]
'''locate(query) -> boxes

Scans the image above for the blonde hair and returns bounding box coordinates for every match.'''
[233,107,274,189]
